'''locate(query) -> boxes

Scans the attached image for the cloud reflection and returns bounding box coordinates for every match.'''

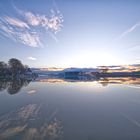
[27,89,36,95]
[0,104,63,140]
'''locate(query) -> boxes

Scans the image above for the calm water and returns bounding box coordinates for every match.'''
[0,78,140,140]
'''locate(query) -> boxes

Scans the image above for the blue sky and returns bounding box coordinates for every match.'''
[0,0,140,68]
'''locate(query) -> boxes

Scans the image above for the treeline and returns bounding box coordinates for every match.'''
[0,58,37,79]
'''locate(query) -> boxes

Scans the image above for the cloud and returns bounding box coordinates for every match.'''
[0,20,41,47]
[0,5,63,47]
[20,32,41,47]
[133,59,140,64]
[25,12,40,26]
[23,11,63,34]
[117,22,140,40]
[27,57,37,61]
[5,17,29,29]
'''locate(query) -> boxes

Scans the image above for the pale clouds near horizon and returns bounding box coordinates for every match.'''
[27,57,37,61]
[0,5,63,48]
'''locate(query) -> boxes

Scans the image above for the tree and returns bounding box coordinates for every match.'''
[8,58,24,77]
[0,58,36,79]
[0,61,7,75]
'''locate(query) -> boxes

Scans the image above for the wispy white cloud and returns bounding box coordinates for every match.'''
[5,17,29,29]
[0,21,15,40]
[117,22,140,40]
[0,20,41,47]
[0,5,63,47]
[24,12,40,26]
[27,56,37,61]
[133,59,140,64]
[19,32,41,47]
[23,10,63,34]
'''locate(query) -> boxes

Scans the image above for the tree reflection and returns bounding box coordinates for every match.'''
[0,79,31,94]
[0,80,8,92]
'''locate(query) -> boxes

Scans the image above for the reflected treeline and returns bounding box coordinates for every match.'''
[0,104,63,140]
[1,77,140,95]
[98,77,140,87]
[36,77,140,87]
[0,79,32,94]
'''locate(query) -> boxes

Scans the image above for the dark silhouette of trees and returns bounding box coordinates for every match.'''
[8,58,24,77]
[0,61,8,76]
[0,58,37,94]
[0,58,37,79]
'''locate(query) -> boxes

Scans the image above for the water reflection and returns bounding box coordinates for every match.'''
[0,104,63,140]
[0,77,140,95]
[99,77,140,87]
[27,89,36,95]
[0,77,140,140]
[0,79,31,94]
[36,77,140,87]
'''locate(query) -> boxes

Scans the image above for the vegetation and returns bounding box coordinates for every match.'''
[0,58,37,79]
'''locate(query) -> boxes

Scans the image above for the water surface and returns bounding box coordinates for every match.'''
[0,78,140,140]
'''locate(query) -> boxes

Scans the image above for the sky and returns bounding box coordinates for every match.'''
[0,0,140,68]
